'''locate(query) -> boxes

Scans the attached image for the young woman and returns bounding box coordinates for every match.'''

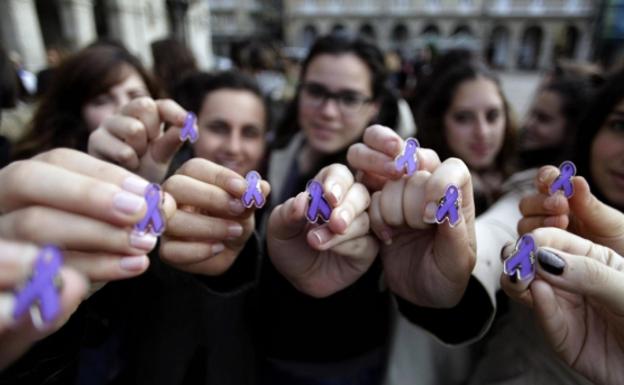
[417,60,518,214]
[12,43,160,159]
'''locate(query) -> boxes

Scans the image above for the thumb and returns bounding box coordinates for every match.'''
[568,176,624,242]
[534,245,624,313]
[267,192,309,242]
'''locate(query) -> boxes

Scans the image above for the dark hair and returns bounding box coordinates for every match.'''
[272,33,396,149]
[417,60,517,177]
[539,74,598,150]
[151,38,198,96]
[172,70,268,127]
[12,44,161,159]
[573,66,624,207]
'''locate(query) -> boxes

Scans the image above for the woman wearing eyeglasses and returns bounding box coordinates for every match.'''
[258,34,407,385]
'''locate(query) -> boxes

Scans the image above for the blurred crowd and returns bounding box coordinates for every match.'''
[0,31,623,385]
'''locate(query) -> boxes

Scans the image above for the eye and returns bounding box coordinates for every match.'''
[303,83,328,99]
[206,121,229,135]
[607,119,624,133]
[90,94,113,106]
[242,125,262,138]
[128,89,149,99]
[452,111,472,124]
[338,93,362,108]
[486,109,501,123]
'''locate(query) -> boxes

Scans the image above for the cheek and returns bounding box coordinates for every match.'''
[83,105,114,132]
[193,134,222,159]
[243,139,266,160]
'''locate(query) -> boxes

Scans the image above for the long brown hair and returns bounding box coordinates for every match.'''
[12,44,161,159]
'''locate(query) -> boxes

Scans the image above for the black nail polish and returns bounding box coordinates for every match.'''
[537,249,565,275]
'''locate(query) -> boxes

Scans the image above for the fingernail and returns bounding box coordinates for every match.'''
[312,228,330,245]
[229,199,245,215]
[423,202,437,224]
[537,248,565,275]
[227,178,246,193]
[227,224,244,238]
[380,228,393,245]
[386,140,399,154]
[122,176,149,195]
[119,255,148,272]
[129,232,158,251]
[114,191,146,215]
[543,196,558,210]
[340,209,351,226]
[384,162,399,175]
[0,295,16,325]
[330,184,342,202]
[212,243,225,255]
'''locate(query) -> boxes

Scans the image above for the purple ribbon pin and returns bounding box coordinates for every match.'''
[549,160,576,198]
[135,183,165,235]
[241,170,265,208]
[503,234,537,281]
[306,180,332,223]
[13,246,63,325]
[435,184,461,226]
[395,137,420,176]
[179,112,199,143]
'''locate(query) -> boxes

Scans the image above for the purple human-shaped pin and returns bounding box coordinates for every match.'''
[503,234,537,281]
[241,170,265,208]
[13,246,63,325]
[435,184,461,226]
[179,112,199,143]
[305,180,332,223]
[549,160,576,198]
[394,138,420,176]
[134,183,165,235]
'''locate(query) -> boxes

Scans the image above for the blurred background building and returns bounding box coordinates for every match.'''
[283,0,598,70]
[0,0,213,71]
[1,0,622,72]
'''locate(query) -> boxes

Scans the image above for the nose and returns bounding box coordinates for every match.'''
[474,115,491,139]
[319,97,341,118]
[225,131,242,154]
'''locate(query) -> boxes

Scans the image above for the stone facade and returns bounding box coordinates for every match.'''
[0,0,214,71]
[283,0,596,70]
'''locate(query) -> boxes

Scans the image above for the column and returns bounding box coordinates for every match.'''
[0,0,46,71]
[538,22,555,70]
[58,0,97,49]
[186,1,214,70]
[507,22,522,71]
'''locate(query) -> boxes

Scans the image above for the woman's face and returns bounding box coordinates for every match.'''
[82,66,150,132]
[590,99,624,209]
[444,76,506,170]
[192,89,266,176]
[298,53,380,155]
[521,89,566,150]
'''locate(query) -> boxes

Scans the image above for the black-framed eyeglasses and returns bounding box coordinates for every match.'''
[300,82,374,115]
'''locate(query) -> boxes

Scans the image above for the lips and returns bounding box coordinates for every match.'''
[469,143,492,157]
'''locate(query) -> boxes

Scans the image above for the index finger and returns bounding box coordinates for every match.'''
[0,240,38,288]
[316,163,354,206]
[175,158,270,198]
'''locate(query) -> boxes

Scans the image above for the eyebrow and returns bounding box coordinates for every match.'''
[305,81,367,95]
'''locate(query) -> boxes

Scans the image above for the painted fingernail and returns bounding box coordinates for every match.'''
[330,184,342,203]
[114,191,146,215]
[229,199,246,215]
[537,248,565,275]
[423,202,437,224]
[212,243,225,255]
[122,176,150,195]
[380,228,393,245]
[119,255,148,272]
[129,232,158,251]
[227,224,244,238]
